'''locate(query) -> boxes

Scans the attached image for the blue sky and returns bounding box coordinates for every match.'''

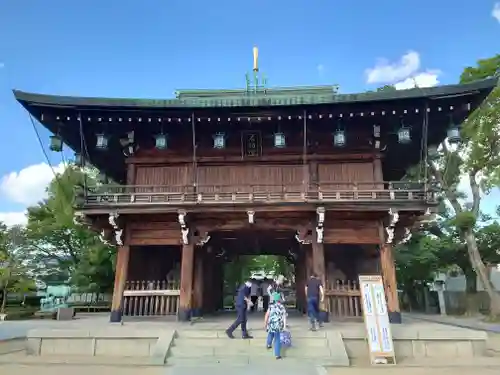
[0,0,499,225]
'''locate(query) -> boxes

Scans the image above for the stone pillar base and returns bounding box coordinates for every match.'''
[177,308,191,322]
[388,311,402,324]
[109,310,122,323]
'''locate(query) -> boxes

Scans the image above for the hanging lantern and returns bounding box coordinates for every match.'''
[155,133,168,150]
[98,172,108,184]
[333,130,346,147]
[96,133,109,150]
[213,132,226,149]
[274,132,286,148]
[427,145,439,160]
[74,153,83,166]
[447,124,461,144]
[49,135,63,152]
[397,127,411,144]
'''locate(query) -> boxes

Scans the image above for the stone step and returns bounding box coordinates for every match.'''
[167,355,341,366]
[172,337,329,348]
[177,329,327,339]
[169,344,332,358]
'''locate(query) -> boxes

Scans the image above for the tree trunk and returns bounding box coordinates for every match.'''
[464,268,479,315]
[464,229,500,316]
[1,288,7,313]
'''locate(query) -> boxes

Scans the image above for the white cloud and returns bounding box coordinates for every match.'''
[0,163,65,206]
[493,3,500,22]
[365,51,441,90]
[0,212,28,227]
[365,51,420,84]
[394,70,441,90]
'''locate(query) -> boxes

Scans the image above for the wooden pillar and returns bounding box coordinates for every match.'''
[203,250,214,313]
[110,245,130,323]
[295,252,307,313]
[179,242,195,321]
[192,250,204,316]
[312,233,326,285]
[380,243,401,323]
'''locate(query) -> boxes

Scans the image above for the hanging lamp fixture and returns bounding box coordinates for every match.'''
[447,115,461,144]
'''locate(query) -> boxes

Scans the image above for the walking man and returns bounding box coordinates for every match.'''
[250,279,259,312]
[226,280,254,339]
[305,273,324,331]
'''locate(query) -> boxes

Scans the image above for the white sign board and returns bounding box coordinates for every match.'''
[358,275,396,365]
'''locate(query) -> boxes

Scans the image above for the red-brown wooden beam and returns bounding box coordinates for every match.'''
[380,243,401,323]
[178,242,195,321]
[110,245,130,323]
[192,249,204,316]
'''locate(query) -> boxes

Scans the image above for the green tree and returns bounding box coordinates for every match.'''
[23,165,115,293]
[427,55,500,315]
[0,223,34,313]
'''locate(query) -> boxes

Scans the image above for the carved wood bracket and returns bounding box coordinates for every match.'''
[295,227,312,245]
[316,207,325,243]
[108,212,123,246]
[178,210,189,245]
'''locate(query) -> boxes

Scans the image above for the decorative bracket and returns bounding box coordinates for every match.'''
[316,207,325,243]
[295,228,312,245]
[196,232,211,246]
[399,227,412,244]
[181,228,190,245]
[247,210,255,224]
[108,212,123,246]
[99,229,112,246]
[215,248,226,258]
[385,208,400,244]
[178,210,189,245]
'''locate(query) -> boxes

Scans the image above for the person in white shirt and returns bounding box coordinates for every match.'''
[250,279,259,312]
[261,278,269,311]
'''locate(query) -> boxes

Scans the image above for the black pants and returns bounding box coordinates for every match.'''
[227,305,248,335]
[250,296,258,311]
[263,296,270,311]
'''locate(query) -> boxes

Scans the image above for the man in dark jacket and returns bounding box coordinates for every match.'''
[226,280,254,339]
[305,273,324,331]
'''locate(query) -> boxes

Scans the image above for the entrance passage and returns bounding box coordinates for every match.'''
[215,229,297,311]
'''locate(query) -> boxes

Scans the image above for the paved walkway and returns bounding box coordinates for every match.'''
[405,313,500,333]
[1,364,500,375]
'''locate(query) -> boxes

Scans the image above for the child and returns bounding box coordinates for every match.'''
[264,292,287,359]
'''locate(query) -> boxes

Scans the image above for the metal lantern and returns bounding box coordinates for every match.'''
[96,133,109,150]
[155,133,168,150]
[447,124,461,144]
[213,132,226,149]
[49,135,63,152]
[333,130,346,147]
[74,153,83,166]
[397,127,411,144]
[274,132,286,148]
[98,172,109,184]
[427,145,439,160]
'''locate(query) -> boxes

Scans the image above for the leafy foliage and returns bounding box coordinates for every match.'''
[0,223,34,312]
[23,165,116,293]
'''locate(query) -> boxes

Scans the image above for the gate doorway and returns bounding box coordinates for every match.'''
[210,229,298,311]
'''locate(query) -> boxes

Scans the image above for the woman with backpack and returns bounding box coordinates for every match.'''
[264,292,287,359]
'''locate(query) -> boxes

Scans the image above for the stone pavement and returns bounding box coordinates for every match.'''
[405,312,500,333]
[1,363,500,375]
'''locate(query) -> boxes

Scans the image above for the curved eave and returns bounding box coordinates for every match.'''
[13,77,498,110]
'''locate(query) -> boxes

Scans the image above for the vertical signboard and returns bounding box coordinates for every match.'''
[358,275,396,365]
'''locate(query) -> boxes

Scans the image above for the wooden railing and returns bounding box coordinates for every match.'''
[83,181,435,206]
[324,280,362,318]
[123,280,180,316]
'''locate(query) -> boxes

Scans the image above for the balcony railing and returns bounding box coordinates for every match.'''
[82,181,436,207]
